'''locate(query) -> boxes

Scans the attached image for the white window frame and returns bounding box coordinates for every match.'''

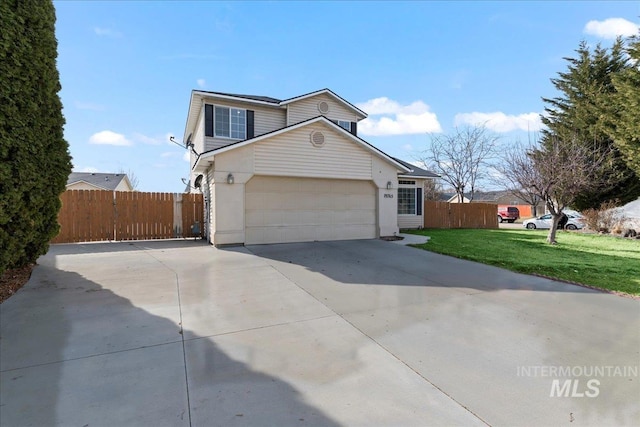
[214,105,246,139]
[337,120,351,131]
[397,187,417,215]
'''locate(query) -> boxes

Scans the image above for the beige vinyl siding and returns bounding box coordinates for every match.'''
[192,113,204,154]
[398,215,423,229]
[66,182,102,191]
[205,136,239,151]
[253,104,286,136]
[254,124,372,180]
[287,93,360,126]
[203,103,285,152]
[114,180,133,191]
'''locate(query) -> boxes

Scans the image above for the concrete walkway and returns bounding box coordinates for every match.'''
[1,239,638,426]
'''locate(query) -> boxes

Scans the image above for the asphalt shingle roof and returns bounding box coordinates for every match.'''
[197,91,282,104]
[67,172,128,191]
[392,157,439,178]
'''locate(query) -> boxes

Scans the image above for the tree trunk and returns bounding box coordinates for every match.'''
[546,214,561,244]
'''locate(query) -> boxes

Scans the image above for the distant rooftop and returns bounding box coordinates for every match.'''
[67,172,130,191]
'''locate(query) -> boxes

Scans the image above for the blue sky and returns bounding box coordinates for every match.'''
[54,1,640,192]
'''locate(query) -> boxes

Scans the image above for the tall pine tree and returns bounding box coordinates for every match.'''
[609,35,640,177]
[541,40,640,210]
[0,0,72,273]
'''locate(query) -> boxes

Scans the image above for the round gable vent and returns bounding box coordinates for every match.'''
[310,131,325,147]
[317,101,330,114]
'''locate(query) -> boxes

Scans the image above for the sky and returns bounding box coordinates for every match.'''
[53,1,640,193]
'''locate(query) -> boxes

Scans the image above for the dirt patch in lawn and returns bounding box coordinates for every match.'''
[0,264,35,303]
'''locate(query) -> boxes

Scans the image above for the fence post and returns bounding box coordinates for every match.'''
[174,193,183,237]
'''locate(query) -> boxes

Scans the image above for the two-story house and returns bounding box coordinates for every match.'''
[183,88,437,246]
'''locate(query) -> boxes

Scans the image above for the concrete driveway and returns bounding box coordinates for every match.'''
[1,239,638,426]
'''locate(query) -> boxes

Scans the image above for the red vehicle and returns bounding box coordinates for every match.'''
[497,206,520,223]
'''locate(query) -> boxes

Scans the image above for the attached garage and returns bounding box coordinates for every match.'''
[245,176,376,244]
[192,116,409,246]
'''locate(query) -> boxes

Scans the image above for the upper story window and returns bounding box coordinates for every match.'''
[205,104,251,140]
[215,106,246,139]
[337,120,351,131]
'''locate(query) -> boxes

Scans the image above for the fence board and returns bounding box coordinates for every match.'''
[424,201,497,229]
[53,190,203,243]
[182,193,204,238]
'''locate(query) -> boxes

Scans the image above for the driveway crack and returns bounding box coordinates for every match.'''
[136,245,192,427]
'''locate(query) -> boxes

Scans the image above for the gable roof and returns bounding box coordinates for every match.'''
[279,88,368,118]
[184,88,368,144]
[67,172,132,191]
[191,90,282,105]
[392,157,439,178]
[192,115,410,174]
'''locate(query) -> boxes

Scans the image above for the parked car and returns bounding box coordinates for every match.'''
[523,213,584,230]
[498,206,520,223]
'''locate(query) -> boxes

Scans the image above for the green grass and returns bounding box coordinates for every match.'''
[406,229,640,295]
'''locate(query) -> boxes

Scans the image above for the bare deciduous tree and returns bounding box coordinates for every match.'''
[500,138,611,244]
[419,126,498,203]
[423,178,443,201]
[117,168,140,190]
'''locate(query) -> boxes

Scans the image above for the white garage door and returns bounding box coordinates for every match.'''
[245,176,377,245]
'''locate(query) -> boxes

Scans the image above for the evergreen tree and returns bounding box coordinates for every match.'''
[609,35,640,177]
[541,40,640,210]
[0,0,72,273]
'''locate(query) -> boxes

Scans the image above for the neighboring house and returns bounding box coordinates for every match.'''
[440,193,471,203]
[439,190,543,217]
[184,88,438,246]
[472,191,544,217]
[66,172,134,191]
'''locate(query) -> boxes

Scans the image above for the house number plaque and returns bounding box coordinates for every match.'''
[384,193,394,198]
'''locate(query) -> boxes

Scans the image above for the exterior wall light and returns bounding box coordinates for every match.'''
[386,181,393,190]
[226,173,234,184]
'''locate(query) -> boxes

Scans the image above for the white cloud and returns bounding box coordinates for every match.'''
[89,130,131,146]
[183,151,190,162]
[402,144,413,151]
[94,27,123,38]
[197,78,206,88]
[75,101,105,111]
[454,111,543,133]
[584,18,639,39]
[132,132,163,145]
[356,97,442,136]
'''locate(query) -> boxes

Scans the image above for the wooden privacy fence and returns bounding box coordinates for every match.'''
[52,190,204,243]
[423,201,498,229]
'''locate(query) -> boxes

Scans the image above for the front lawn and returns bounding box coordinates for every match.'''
[406,229,640,296]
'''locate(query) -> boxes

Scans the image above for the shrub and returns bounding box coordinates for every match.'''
[581,200,626,233]
[0,1,72,274]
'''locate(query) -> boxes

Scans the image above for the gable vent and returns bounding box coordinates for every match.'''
[310,131,325,147]
[317,101,330,114]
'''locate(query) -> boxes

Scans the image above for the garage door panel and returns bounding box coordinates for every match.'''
[246,176,376,245]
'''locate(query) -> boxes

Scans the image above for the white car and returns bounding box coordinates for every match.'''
[523,213,584,230]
